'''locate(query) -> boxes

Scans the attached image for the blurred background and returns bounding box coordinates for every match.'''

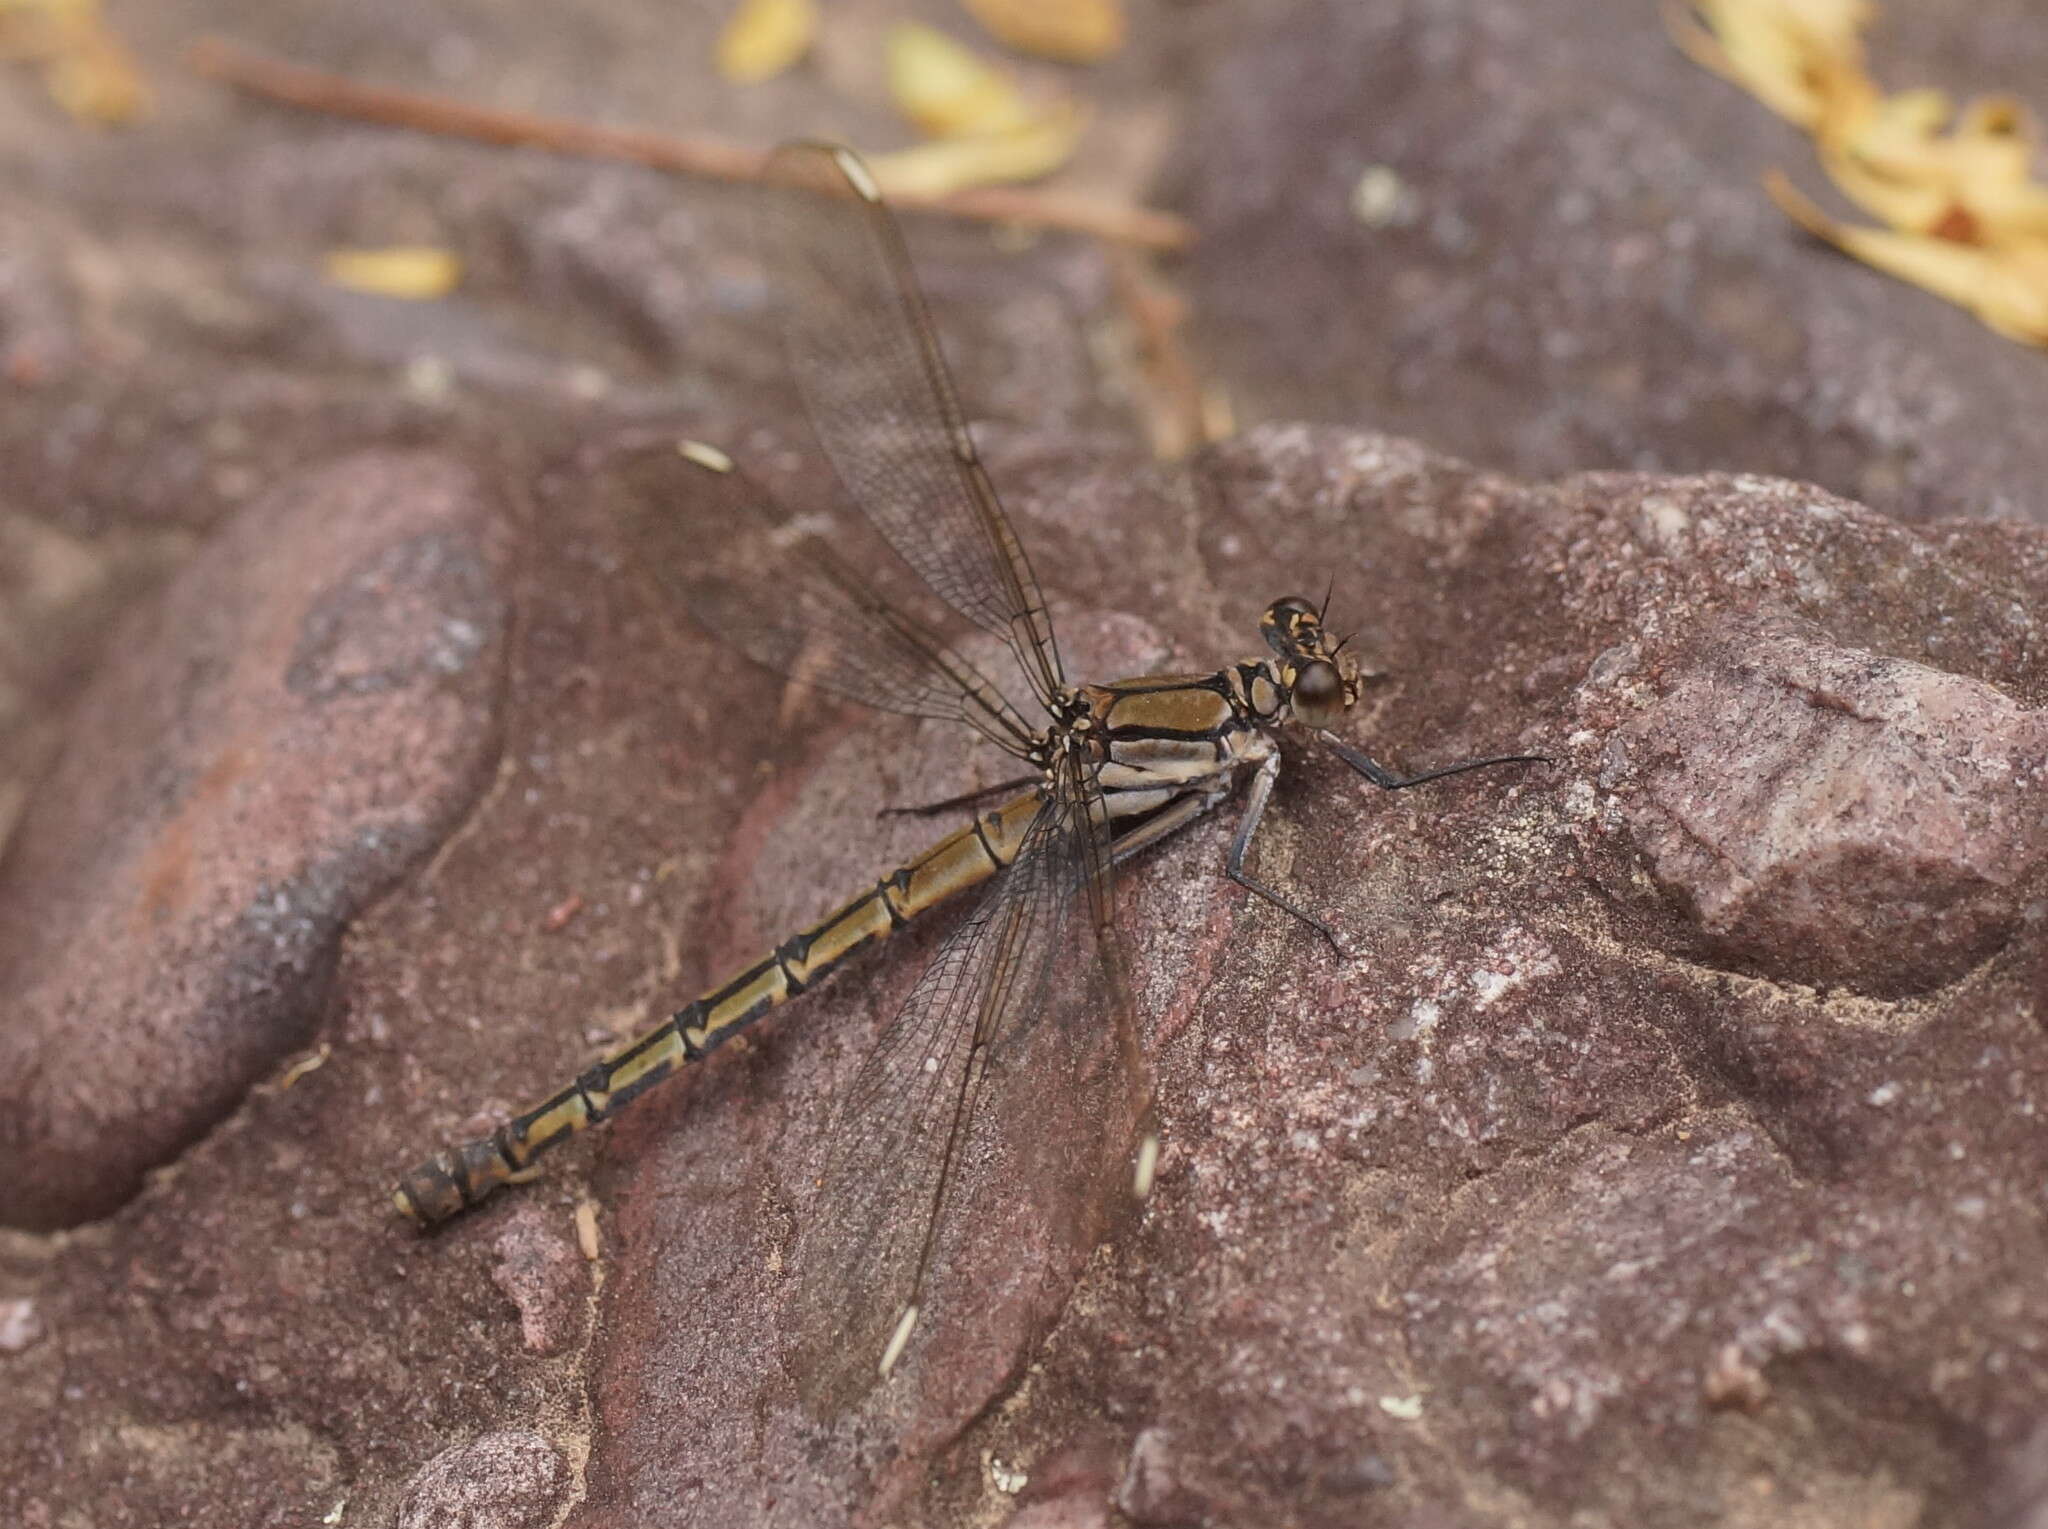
[4,0,2046,831]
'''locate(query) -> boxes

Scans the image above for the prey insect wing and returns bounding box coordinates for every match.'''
[756,141,1067,710]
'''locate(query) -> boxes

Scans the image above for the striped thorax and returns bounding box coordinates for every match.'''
[1074,594,1364,826]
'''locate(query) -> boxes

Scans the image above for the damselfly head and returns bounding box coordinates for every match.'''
[1261,595,1362,727]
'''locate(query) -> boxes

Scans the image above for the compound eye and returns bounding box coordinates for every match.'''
[1291,659,1345,726]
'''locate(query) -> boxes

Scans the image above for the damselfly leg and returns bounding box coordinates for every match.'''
[1320,736,1551,791]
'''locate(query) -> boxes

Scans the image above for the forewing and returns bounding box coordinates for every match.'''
[786,769,1146,1416]
[596,434,1036,756]
[756,141,1066,708]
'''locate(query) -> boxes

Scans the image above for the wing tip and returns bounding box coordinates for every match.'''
[879,1302,920,1376]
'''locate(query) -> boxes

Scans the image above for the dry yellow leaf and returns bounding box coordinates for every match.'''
[1772,0,1869,48]
[323,247,464,301]
[886,22,1033,139]
[1965,177,2048,247]
[0,0,147,124]
[867,102,1090,198]
[1768,172,2048,342]
[715,0,816,86]
[960,0,1125,64]
[1665,0,1871,128]
[1817,90,1964,233]
[1823,92,2048,245]
[1675,0,2048,349]
[44,25,145,122]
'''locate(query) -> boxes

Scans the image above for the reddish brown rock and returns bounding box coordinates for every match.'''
[0,1296,45,1353]
[4,2,2047,1523]
[460,424,2038,1529]
[0,451,511,1229]
[394,1431,570,1529]
[1010,1430,1126,1529]
[1176,0,2048,528]
[490,1202,588,1355]
[6,409,2046,1528]
[1613,612,2047,995]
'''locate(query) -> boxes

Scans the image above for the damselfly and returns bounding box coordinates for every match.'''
[393,142,1541,1400]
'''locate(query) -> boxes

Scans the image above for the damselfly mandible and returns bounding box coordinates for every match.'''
[393,142,1542,1401]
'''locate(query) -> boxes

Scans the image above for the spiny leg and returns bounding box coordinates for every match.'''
[1318,735,1548,791]
[1225,749,1345,955]
[1225,742,1546,952]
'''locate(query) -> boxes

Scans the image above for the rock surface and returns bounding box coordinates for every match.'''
[1177,0,2048,526]
[565,425,2046,1529]
[3,2,2048,1528]
[394,1430,572,1529]
[0,451,512,1228]
[1612,610,2046,995]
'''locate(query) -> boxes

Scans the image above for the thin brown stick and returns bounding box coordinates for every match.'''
[1107,244,1210,461]
[185,35,1196,252]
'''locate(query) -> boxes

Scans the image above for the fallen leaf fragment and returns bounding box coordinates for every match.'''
[1814,88,1964,232]
[714,0,816,85]
[1664,0,1871,129]
[959,0,1125,64]
[875,22,1088,194]
[886,22,1033,139]
[1767,171,2048,343]
[868,102,1089,198]
[278,1043,332,1090]
[323,246,464,300]
[1821,92,2048,246]
[0,0,149,123]
[1674,0,2048,349]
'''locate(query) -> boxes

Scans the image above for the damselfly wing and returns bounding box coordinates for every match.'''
[676,143,1147,1409]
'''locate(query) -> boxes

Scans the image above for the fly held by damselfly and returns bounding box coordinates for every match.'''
[394,142,1544,1400]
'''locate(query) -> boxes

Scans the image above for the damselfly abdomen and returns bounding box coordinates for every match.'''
[394,143,1542,1403]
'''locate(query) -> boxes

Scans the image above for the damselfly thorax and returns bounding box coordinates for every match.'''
[391,141,1544,1406]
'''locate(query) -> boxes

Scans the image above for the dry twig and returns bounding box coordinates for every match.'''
[185,35,1194,252]
[1107,244,1212,460]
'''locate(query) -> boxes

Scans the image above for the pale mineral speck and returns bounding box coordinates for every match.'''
[1391,997,1440,1041]
[1637,494,1691,551]
[0,1298,46,1353]
[1351,165,1419,228]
